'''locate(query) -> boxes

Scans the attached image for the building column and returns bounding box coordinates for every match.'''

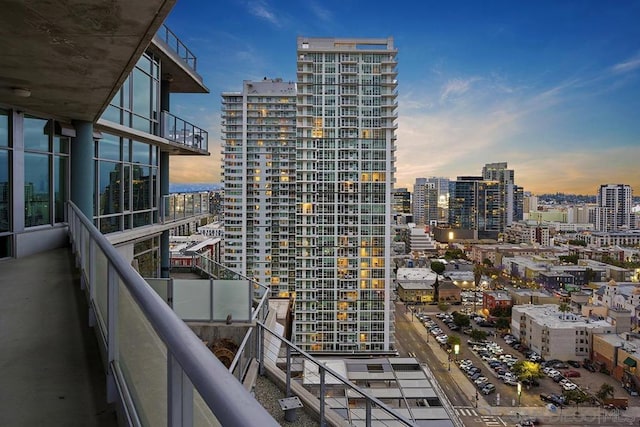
[71,121,94,218]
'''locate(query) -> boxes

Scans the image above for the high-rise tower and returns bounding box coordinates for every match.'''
[295,37,398,353]
[221,79,297,293]
[596,184,633,231]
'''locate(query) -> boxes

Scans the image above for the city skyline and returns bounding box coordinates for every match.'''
[165,0,640,195]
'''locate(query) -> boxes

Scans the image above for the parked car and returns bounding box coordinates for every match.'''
[563,370,581,378]
[481,383,496,395]
[540,393,564,407]
[567,360,581,368]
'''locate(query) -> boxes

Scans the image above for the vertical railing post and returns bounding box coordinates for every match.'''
[258,325,265,376]
[366,398,372,426]
[106,263,119,403]
[285,345,292,397]
[319,368,326,427]
[168,353,194,427]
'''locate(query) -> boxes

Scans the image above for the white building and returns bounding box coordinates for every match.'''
[504,222,551,246]
[221,79,297,295]
[412,177,449,225]
[596,184,633,231]
[295,37,398,353]
[408,224,437,252]
[511,304,616,361]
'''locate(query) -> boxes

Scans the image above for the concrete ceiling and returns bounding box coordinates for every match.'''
[0,0,176,122]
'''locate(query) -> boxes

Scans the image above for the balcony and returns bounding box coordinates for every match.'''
[161,110,209,153]
[149,25,208,94]
[161,192,210,223]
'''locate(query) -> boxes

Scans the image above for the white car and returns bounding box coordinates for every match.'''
[562,382,577,391]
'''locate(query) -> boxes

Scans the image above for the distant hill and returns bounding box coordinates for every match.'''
[169,183,222,193]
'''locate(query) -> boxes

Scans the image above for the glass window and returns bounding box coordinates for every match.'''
[0,109,8,147]
[133,69,151,118]
[0,150,9,231]
[132,166,151,211]
[54,155,67,223]
[98,161,121,215]
[100,216,120,234]
[123,165,131,211]
[98,134,121,161]
[53,135,69,154]
[102,105,121,124]
[132,141,150,164]
[24,152,50,226]
[24,116,49,151]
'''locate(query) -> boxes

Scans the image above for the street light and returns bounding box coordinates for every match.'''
[454,344,460,362]
[517,382,522,406]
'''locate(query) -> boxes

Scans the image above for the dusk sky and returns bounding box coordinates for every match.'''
[166,1,640,195]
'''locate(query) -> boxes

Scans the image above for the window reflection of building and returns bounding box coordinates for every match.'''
[95,133,158,234]
[134,236,160,278]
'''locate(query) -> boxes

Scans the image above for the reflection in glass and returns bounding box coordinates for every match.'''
[0,150,9,231]
[24,116,50,151]
[54,155,68,223]
[24,152,50,226]
[132,141,150,165]
[100,216,120,234]
[53,136,69,154]
[0,109,8,147]
[99,160,121,215]
[132,166,151,211]
[98,134,121,161]
[133,212,150,228]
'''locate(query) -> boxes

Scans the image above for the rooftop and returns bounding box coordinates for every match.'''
[513,304,615,330]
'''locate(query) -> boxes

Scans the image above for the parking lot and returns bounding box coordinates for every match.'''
[413,307,640,410]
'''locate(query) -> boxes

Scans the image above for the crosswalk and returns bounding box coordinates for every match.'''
[454,408,507,426]
[455,407,478,417]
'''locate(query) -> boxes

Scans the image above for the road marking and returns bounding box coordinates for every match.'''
[479,415,506,426]
[455,407,478,416]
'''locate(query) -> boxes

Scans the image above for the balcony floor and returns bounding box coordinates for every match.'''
[0,247,117,426]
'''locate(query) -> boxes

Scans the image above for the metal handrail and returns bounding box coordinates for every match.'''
[67,201,278,426]
[156,24,197,71]
[160,110,209,151]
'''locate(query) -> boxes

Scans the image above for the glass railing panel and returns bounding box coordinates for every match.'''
[193,389,222,427]
[212,279,250,322]
[173,279,211,320]
[146,278,170,305]
[118,279,168,426]
[94,244,108,330]
[82,226,90,274]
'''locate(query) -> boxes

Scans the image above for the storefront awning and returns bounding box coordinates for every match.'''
[623,357,637,368]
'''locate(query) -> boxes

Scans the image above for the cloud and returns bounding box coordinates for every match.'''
[440,77,481,102]
[246,0,280,27]
[307,1,332,22]
[610,52,640,74]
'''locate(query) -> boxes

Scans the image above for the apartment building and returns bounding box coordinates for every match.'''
[504,221,551,246]
[596,184,633,231]
[512,304,616,361]
[295,37,398,353]
[413,177,449,225]
[221,79,297,295]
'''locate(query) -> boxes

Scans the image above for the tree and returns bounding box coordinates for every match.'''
[563,389,589,412]
[512,360,544,383]
[447,334,461,348]
[431,261,446,275]
[438,301,449,312]
[558,302,571,320]
[482,258,494,267]
[433,276,440,303]
[595,383,615,402]
[490,306,512,318]
[470,329,487,342]
[452,312,471,328]
[495,317,510,331]
[559,254,579,264]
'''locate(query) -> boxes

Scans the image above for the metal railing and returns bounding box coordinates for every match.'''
[156,24,197,71]
[66,201,278,427]
[257,325,416,426]
[161,110,209,151]
[161,192,209,223]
